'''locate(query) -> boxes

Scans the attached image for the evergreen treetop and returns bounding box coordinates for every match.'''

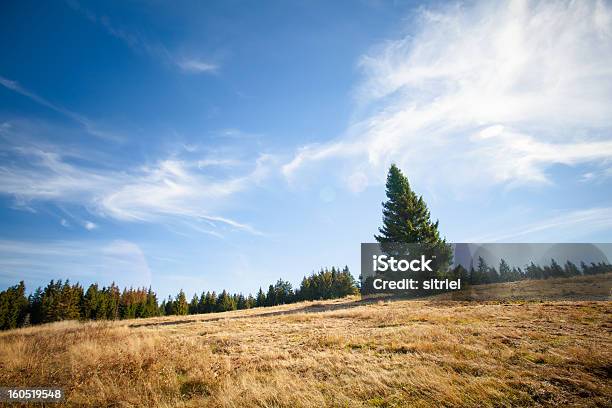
[375,164,444,245]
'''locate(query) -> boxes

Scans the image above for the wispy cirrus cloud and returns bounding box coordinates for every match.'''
[177,59,219,74]
[0,76,122,141]
[0,123,274,235]
[470,207,612,242]
[283,0,612,193]
[65,0,219,75]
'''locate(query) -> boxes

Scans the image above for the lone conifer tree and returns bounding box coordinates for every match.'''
[375,164,445,244]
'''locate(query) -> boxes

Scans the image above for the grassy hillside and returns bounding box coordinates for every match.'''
[0,275,610,407]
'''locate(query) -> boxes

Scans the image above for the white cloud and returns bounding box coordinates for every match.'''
[98,155,273,229]
[284,0,612,192]
[197,158,243,168]
[580,167,612,183]
[84,221,97,230]
[66,0,218,75]
[0,131,274,235]
[177,59,218,74]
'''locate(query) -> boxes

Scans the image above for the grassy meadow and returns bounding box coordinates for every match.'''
[0,274,610,407]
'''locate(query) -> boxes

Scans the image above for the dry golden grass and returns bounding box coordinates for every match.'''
[0,275,611,407]
[437,272,612,301]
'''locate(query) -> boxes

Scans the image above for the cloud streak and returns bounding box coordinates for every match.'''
[470,207,612,242]
[66,0,219,75]
[0,76,121,141]
[0,128,273,235]
[177,59,219,74]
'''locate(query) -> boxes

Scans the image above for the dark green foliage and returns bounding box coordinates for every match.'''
[236,294,247,310]
[144,287,159,318]
[189,293,199,314]
[0,281,28,330]
[159,300,166,316]
[462,257,611,286]
[450,265,469,283]
[197,292,207,314]
[255,288,266,307]
[564,261,580,277]
[246,294,256,309]
[498,259,511,282]
[34,280,83,323]
[549,259,564,278]
[297,266,358,301]
[375,164,452,269]
[470,257,490,284]
[375,165,446,245]
[173,290,189,315]
[164,295,174,316]
[265,285,276,307]
[216,290,236,312]
[1,265,361,330]
[82,284,102,320]
[204,291,217,313]
[274,279,293,305]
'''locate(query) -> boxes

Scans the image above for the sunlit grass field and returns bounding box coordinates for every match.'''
[1,274,610,407]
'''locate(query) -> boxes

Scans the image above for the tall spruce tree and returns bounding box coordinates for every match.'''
[255,288,266,307]
[375,164,451,274]
[375,164,444,244]
[188,293,199,314]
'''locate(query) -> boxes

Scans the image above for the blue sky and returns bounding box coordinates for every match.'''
[1,0,611,299]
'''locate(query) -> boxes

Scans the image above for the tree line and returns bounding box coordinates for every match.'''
[448,257,612,285]
[161,266,357,315]
[0,266,358,331]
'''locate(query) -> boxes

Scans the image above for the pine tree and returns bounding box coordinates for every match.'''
[564,261,580,277]
[237,294,247,310]
[274,279,293,304]
[375,164,445,245]
[246,294,256,309]
[198,292,207,313]
[549,259,564,278]
[164,295,174,315]
[451,265,469,283]
[29,287,44,324]
[159,300,167,316]
[487,266,500,283]
[255,288,266,307]
[526,262,543,280]
[216,290,236,312]
[204,291,217,313]
[475,257,490,284]
[173,290,189,315]
[144,287,159,317]
[106,283,121,320]
[499,259,511,282]
[0,281,28,330]
[188,293,199,314]
[265,285,276,306]
[374,164,451,270]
